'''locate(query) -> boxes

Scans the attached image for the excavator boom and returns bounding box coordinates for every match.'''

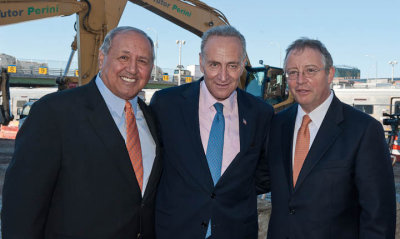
[0,0,87,26]
[129,0,229,37]
[0,0,293,115]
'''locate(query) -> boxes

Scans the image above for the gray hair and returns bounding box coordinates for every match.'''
[99,26,155,61]
[200,25,246,61]
[284,37,333,73]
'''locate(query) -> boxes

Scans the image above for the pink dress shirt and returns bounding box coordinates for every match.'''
[199,81,240,175]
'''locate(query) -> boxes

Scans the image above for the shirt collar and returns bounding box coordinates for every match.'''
[200,80,237,113]
[95,73,138,116]
[297,90,333,129]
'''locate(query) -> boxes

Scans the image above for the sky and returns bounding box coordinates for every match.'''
[0,0,399,79]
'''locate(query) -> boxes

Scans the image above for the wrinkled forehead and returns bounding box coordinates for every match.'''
[285,47,325,68]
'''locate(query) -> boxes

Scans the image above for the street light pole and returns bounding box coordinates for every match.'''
[147,28,158,81]
[389,60,398,84]
[176,40,185,86]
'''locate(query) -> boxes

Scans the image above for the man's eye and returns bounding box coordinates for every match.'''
[119,56,128,61]
[288,71,298,76]
[138,59,148,64]
[229,64,238,69]
[306,68,318,73]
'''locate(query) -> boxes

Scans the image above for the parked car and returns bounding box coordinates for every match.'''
[18,101,35,129]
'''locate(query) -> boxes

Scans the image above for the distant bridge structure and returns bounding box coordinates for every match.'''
[7,66,77,86]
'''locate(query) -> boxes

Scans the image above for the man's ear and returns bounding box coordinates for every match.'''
[98,51,105,69]
[199,53,205,73]
[328,66,335,84]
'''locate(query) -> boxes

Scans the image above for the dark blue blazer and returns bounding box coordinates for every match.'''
[2,79,162,239]
[267,95,396,239]
[150,79,273,239]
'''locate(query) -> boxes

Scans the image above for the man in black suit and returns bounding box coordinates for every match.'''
[267,38,396,239]
[2,26,162,239]
[151,25,273,239]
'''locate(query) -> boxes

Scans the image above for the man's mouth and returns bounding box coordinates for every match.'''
[296,89,309,93]
[216,82,229,88]
[121,76,136,83]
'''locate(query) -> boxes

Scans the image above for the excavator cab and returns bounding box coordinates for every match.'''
[244,64,293,112]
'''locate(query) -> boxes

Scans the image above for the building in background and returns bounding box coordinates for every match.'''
[187,65,203,81]
[333,65,361,87]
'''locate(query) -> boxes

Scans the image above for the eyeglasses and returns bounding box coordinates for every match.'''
[285,67,325,80]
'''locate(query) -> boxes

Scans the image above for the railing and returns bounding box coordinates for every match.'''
[9,67,78,77]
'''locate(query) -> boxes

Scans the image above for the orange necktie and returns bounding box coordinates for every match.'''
[125,101,144,191]
[293,115,312,187]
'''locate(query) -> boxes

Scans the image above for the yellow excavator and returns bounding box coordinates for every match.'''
[0,0,293,125]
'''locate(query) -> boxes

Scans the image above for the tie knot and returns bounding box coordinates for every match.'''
[302,114,312,126]
[214,103,223,114]
[125,101,133,112]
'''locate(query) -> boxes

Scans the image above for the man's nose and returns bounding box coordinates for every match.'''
[126,60,137,74]
[218,67,228,81]
[297,71,307,84]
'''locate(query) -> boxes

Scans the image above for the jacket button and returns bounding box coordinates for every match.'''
[289,208,296,215]
[201,221,208,228]
[211,193,216,199]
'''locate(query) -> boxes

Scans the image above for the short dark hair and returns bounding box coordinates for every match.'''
[284,37,333,72]
[200,25,246,61]
[99,26,155,61]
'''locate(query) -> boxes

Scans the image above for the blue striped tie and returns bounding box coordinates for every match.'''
[205,102,225,238]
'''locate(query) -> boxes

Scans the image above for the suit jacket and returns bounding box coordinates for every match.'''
[150,79,273,239]
[1,79,162,239]
[267,95,396,239]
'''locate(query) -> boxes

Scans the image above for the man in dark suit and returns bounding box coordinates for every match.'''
[2,26,162,239]
[150,25,273,239]
[267,38,396,239]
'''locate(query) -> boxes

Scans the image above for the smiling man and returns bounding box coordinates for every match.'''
[2,26,162,239]
[266,38,396,239]
[150,25,273,239]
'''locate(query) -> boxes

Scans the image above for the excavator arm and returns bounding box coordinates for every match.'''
[0,0,86,26]
[129,0,229,37]
[1,0,293,109]
[0,0,127,86]
[0,68,13,125]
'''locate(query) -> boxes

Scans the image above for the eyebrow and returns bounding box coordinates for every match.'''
[286,64,319,69]
[207,60,240,65]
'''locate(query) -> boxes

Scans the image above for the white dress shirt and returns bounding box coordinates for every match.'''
[292,91,334,165]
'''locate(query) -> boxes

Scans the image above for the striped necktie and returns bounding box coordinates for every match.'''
[125,101,144,191]
[293,114,311,187]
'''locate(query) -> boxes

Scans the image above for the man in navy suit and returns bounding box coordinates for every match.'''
[2,26,162,239]
[151,25,273,239]
[267,38,396,239]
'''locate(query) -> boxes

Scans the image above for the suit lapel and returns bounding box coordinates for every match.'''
[138,99,162,201]
[281,105,297,192]
[294,96,344,190]
[181,81,214,190]
[84,80,141,194]
[237,89,255,154]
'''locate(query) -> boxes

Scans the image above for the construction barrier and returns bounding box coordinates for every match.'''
[0,121,19,139]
